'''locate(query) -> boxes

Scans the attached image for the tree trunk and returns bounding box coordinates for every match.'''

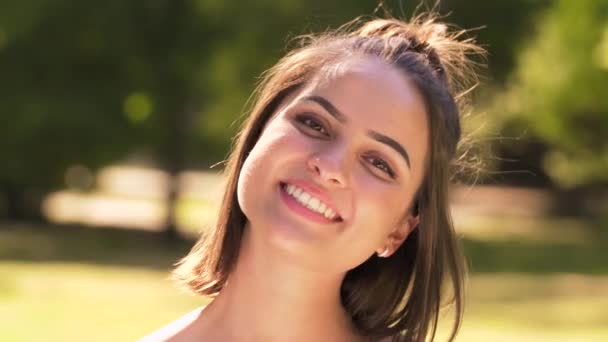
[159,0,188,240]
[3,183,25,220]
[1,183,46,223]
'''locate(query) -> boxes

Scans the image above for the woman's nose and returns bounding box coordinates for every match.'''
[306,152,348,188]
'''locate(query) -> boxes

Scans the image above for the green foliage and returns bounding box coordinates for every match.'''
[494,0,608,188]
[1,1,151,190]
[2,0,598,203]
[0,0,377,195]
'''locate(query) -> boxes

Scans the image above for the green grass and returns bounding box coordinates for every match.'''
[0,262,205,342]
[3,262,607,341]
[1,220,607,341]
[443,274,608,341]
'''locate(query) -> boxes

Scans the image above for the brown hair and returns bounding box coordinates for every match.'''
[173,13,484,342]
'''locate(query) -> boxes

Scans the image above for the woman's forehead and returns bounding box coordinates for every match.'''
[301,58,428,135]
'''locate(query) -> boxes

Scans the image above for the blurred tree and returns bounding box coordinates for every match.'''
[0,0,376,231]
[0,0,568,230]
[441,0,554,83]
[0,1,138,220]
[0,1,214,232]
[492,0,608,189]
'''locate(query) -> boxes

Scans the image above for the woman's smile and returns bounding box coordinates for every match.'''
[279,181,344,224]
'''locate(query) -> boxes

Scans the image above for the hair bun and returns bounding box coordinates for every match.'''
[355,18,445,52]
[353,15,485,99]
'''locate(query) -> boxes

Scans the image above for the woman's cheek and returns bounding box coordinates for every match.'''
[255,124,297,154]
[355,172,407,219]
[272,124,315,153]
[353,168,390,200]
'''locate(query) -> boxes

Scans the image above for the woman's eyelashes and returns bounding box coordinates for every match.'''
[294,113,330,136]
[364,155,396,179]
[293,112,397,180]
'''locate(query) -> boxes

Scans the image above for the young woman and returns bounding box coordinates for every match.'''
[142,12,484,342]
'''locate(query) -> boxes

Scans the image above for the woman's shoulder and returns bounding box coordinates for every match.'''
[137,307,206,342]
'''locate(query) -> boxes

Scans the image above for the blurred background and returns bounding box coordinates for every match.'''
[1,0,607,341]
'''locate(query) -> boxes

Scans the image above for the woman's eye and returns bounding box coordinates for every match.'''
[367,156,395,178]
[296,114,329,135]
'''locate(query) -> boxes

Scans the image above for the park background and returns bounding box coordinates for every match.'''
[1,0,607,340]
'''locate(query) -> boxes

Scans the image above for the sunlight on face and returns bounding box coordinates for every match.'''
[237,57,429,273]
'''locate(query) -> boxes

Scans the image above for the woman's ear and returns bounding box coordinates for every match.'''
[376,214,419,258]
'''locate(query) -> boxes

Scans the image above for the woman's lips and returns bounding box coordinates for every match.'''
[279,182,343,224]
[280,179,343,218]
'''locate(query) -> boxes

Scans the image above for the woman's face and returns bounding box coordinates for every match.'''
[237,57,429,273]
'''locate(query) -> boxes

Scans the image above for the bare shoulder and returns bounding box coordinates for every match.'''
[137,307,206,342]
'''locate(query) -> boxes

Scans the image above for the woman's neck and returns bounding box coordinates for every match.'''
[197,225,362,342]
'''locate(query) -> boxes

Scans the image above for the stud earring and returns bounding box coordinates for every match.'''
[377,246,390,258]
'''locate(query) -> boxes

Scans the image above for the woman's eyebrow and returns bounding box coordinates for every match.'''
[301,95,347,123]
[300,95,411,170]
[367,131,411,169]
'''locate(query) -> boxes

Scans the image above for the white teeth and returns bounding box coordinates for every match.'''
[299,192,311,205]
[286,184,295,195]
[307,198,320,211]
[283,183,338,220]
